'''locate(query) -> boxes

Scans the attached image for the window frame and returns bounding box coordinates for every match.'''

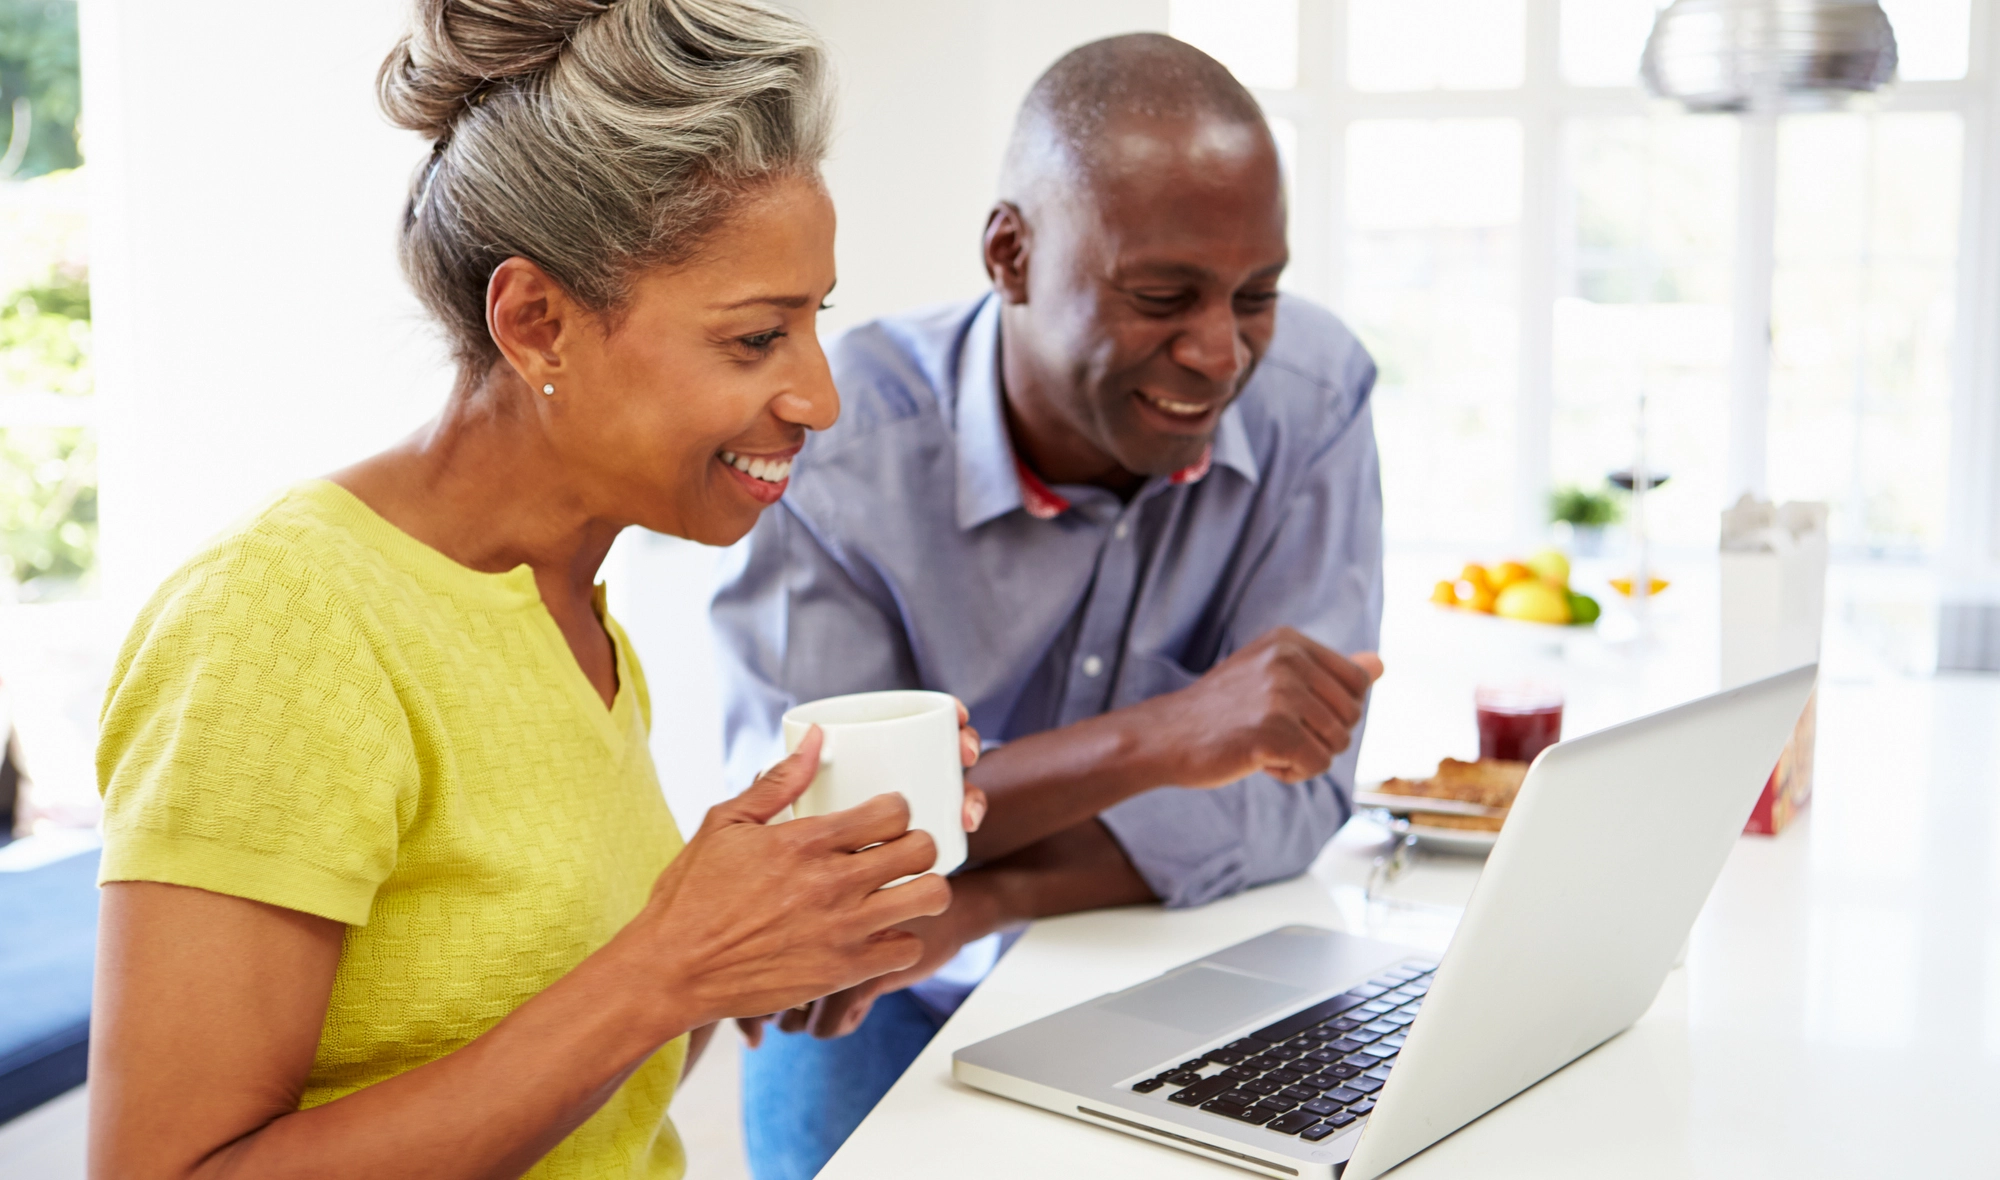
[1245,0,2000,568]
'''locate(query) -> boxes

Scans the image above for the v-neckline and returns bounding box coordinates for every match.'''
[308,480,634,759]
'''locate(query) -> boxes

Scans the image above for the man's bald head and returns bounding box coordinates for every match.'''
[983,34,1289,491]
[1000,33,1274,206]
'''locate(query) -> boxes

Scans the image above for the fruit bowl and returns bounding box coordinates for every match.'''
[1429,549,1601,628]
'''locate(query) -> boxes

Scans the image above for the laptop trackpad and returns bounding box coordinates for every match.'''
[1097,965,1311,1037]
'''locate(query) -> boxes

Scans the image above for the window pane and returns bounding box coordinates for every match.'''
[1881,0,1970,81]
[1344,119,1521,545]
[1170,0,1299,90]
[1555,116,1737,551]
[1769,112,1962,557]
[1348,0,1525,92]
[1560,0,1661,87]
[1268,114,1299,209]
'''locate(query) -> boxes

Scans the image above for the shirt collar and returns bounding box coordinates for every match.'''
[953,294,1261,530]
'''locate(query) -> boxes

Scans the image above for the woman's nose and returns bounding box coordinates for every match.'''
[776,343,841,431]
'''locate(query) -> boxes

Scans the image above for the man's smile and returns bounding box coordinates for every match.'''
[1134,389,1225,431]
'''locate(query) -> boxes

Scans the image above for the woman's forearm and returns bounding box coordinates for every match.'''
[192,935,691,1180]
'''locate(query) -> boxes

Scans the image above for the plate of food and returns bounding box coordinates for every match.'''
[1355,757,1529,855]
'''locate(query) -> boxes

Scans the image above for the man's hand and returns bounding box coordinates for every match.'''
[1137,627,1383,788]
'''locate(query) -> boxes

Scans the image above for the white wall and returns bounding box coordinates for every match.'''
[78,0,1168,825]
[81,0,451,607]
[790,0,1168,334]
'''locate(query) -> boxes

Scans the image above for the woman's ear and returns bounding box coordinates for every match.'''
[981,202,1032,305]
[486,257,571,390]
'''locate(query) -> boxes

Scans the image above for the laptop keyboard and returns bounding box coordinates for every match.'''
[1128,959,1438,1144]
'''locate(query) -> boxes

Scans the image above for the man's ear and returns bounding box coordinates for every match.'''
[486,257,571,391]
[981,202,1032,305]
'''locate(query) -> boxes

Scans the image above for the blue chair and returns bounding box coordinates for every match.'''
[0,849,97,1124]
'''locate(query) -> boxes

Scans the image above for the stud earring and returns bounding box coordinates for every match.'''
[541,383,555,397]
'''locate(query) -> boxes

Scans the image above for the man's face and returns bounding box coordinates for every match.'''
[1013,116,1289,478]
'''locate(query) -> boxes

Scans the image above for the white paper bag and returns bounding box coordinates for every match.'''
[1719,496,1827,688]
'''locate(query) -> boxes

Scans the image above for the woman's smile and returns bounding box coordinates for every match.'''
[717,443,801,504]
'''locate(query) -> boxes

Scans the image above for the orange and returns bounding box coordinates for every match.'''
[1609,575,1671,598]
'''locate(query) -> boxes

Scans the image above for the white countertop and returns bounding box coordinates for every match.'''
[823,600,2000,1177]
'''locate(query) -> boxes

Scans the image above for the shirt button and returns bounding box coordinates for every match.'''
[1114,521,1130,540]
[1082,655,1104,678]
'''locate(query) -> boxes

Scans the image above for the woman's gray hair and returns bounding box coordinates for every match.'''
[379,0,832,367]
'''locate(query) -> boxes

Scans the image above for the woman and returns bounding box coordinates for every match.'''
[86,2,980,1177]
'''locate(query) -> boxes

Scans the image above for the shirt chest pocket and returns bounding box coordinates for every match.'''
[1114,650,1202,711]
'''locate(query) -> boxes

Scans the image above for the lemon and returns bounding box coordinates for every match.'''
[1526,547,1570,587]
[1495,579,1571,625]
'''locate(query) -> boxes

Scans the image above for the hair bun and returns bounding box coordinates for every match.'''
[378,0,617,140]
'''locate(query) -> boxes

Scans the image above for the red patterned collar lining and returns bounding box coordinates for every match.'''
[1012,445,1214,521]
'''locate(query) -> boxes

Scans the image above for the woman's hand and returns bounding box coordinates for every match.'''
[614,728,953,1036]
[736,697,984,1048]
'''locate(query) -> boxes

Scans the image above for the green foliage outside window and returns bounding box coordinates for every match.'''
[0,266,88,396]
[0,424,94,594]
[0,0,83,181]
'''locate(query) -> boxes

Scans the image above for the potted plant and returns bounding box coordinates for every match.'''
[1549,484,1621,556]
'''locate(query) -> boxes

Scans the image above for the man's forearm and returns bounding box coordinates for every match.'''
[966,707,1174,863]
[964,819,1158,931]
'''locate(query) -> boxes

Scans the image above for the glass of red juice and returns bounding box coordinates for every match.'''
[1475,683,1564,763]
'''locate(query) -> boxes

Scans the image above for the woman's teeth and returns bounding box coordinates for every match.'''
[1142,393,1210,417]
[720,451,793,483]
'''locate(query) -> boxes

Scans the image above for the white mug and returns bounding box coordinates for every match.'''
[780,689,968,881]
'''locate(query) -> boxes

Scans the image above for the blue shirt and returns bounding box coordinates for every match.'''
[711,293,1383,1009]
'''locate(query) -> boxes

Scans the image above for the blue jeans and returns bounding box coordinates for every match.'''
[740,989,944,1180]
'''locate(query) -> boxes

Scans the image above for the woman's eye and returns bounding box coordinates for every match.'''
[818,300,835,312]
[740,329,787,353]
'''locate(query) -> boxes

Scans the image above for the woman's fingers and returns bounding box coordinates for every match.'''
[840,829,939,894]
[715,727,824,827]
[801,791,913,853]
[961,785,987,832]
[855,869,951,931]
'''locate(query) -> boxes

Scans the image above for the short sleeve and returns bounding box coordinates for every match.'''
[96,533,421,926]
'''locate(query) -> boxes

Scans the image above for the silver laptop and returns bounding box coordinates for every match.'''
[954,664,1817,1179]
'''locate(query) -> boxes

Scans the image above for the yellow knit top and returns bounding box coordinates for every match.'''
[96,480,689,1179]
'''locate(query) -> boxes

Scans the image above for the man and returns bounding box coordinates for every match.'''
[711,33,1384,1180]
